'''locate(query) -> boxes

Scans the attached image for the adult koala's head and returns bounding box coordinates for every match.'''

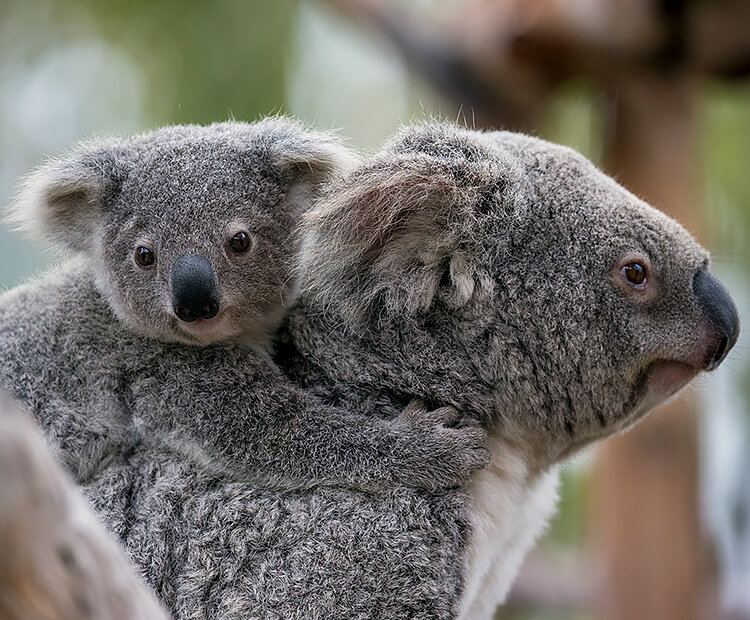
[10,118,354,347]
[300,123,739,463]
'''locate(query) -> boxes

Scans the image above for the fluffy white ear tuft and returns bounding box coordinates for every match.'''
[6,142,129,254]
[253,116,358,181]
[297,122,531,331]
[275,136,360,186]
[449,254,476,304]
[229,116,359,219]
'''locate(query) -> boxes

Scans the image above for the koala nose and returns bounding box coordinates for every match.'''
[692,268,740,370]
[171,254,220,322]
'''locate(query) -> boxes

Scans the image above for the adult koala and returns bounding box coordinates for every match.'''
[290,122,737,617]
[4,122,740,619]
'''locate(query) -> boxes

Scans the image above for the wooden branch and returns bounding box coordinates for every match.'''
[0,394,169,620]
[322,0,546,130]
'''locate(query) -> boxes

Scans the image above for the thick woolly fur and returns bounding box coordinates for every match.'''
[0,120,731,619]
[7,117,358,349]
[0,118,491,618]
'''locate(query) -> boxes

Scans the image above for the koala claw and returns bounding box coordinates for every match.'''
[400,399,460,427]
[394,400,489,490]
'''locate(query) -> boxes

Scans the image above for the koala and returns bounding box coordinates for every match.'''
[291,122,741,617]
[0,117,489,500]
[3,121,739,619]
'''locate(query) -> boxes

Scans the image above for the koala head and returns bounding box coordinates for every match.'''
[9,118,355,347]
[299,123,740,463]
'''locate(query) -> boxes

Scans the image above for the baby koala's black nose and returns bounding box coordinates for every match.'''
[171,254,220,322]
[693,267,740,370]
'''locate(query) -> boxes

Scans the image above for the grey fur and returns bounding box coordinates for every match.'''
[297,123,716,463]
[1,121,736,618]
[7,117,355,349]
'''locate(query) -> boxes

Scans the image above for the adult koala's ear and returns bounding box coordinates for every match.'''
[8,140,130,255]
[300,123,526,329]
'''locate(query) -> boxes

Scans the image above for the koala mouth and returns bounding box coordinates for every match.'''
[645,360,698,398]
[182,313,222,328]
[646,360,700,406]
[174,311,229,343]
[625,359,699,426]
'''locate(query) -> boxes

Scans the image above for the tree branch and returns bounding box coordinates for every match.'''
[0,394,169,620]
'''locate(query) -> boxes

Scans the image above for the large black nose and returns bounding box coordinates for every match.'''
[171,254,220,322]
[693,268,740,370]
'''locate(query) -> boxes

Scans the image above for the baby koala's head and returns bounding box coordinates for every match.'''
[9,118,354,347]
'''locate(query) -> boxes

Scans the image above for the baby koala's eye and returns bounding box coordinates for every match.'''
[622,262,647,287]
[228,231,252,254]
[134,246,156,269]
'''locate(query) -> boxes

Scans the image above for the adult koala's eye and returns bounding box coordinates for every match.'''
[134,246,156,269]
[622,262,647,287]
[228,231,252,254]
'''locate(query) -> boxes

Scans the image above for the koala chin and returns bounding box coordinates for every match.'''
[295,122,740,618]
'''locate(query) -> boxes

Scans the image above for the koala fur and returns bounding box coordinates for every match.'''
[291,122,738,617]
[2,121,739,619]
[8,117,350,350]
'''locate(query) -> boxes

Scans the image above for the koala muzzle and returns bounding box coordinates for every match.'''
[692,268,740,371]
[171,254,220,322]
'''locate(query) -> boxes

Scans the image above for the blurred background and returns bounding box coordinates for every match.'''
[0,0,748,618]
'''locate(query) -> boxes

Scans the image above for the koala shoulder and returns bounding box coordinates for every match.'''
[0,261,102,330]
[0,262,113,388]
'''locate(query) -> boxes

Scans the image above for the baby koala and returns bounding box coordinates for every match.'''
[0,118,488,492]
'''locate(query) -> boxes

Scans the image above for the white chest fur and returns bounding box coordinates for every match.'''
[457,435,560,619]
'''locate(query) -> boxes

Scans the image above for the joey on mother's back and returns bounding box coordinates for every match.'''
[292,122,740,617]
[0,117,488,496]
[2,120,737,620]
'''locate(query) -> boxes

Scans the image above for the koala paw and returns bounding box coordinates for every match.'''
[393,399,490,490]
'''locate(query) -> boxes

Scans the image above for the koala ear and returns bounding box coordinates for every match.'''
[299,143,522,329]
[249,117,360,216]
[7,141,130,254]
[273,134,359,186]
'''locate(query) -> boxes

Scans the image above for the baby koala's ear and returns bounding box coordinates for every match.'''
[273,132,359,186]
[255,117,360,214]
[7,140,130,254]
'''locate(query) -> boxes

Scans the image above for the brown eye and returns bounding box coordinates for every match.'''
[623,262,646,286]
[134,246,155,268]
[229,231,252,254]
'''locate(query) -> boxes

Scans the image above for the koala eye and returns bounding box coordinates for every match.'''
[622,262,647,287]
[228,231,252,254]
[134,246,156,269]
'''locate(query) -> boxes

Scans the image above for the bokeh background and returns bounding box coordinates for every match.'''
[0,1,748,618]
